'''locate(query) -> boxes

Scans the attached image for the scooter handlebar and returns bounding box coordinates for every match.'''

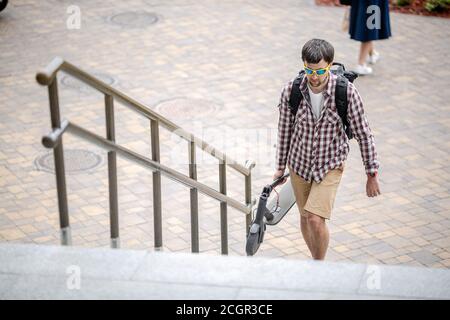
[271,172,290,188]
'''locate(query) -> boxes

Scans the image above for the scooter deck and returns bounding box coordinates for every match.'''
[265,180,296,225]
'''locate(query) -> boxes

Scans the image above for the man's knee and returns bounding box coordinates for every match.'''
[305,211,325,232]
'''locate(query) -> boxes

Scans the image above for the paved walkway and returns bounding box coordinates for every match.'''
[0,0,449,268]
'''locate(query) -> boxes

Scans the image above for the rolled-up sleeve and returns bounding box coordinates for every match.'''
[276,82,294,171]
[347,83,380,175]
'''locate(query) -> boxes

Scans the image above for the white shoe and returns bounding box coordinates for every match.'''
[367,50,380,64]
[355,64,373,75]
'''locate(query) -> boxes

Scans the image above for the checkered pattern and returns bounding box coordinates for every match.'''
[276,72,379,183]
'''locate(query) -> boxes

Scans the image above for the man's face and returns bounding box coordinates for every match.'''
[304,59,331,88]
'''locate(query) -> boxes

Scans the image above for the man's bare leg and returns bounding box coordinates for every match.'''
[305,211,329,260]
[300,215,314,254]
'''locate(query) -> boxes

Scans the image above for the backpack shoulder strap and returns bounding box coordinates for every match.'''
[288,71,305,117]
[335,75,353,139]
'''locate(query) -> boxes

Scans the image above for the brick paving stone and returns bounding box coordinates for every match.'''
[408,250,441,265]
[442,259,450,268]
[363,242,396,255]
[0,0,449,269]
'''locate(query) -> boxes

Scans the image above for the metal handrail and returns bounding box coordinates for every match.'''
[36,57,253,176]
[37,57,256,254]
[43,120,253,213]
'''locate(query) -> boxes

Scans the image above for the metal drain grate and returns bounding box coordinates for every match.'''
[59,73,117,93]
[155,98,222,119]
[109,11,159,28]
[35,149,104,174]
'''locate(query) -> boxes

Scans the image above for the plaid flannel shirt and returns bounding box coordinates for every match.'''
[276,72,379,183]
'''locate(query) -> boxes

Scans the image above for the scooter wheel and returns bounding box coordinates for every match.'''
[245,232,260,256]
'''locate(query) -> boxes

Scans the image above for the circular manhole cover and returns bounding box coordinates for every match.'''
[35,149,104,174]
[109,11,159,28]
[60,73,117,93]
[155,98,222,119]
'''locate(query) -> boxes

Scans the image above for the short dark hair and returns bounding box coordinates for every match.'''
[301,39,334,64]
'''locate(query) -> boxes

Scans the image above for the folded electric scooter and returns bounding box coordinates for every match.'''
[246,173,296,256]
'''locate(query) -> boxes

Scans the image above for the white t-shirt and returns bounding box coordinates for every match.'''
[307,84,324,121]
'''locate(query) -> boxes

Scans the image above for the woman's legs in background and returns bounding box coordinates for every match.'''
[358,41,373,66]
[356,41,374,75]
[369,41,375,56]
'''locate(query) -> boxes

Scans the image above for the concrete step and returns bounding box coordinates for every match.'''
[0,243,449,299]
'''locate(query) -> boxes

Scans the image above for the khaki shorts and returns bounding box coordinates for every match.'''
[289,164,345,220]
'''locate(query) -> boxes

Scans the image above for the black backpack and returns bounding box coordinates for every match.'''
[288,62,358,140]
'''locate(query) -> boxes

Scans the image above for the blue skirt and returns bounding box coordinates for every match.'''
[349,0,392,42]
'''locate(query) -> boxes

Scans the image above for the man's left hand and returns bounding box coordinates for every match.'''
[366,175,381,197]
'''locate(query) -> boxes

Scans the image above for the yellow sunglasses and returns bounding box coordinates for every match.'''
[304,64,331,76]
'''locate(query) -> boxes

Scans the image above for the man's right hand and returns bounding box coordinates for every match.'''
[273,169,287,184]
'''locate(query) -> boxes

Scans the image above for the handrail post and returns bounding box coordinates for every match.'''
[48,78,71,245]
[151,119,163,250]
[188,139,199,253]
[245,160,255,237]
[245,175,252,237]
[219,159,228,255]
[105,94,120,248]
